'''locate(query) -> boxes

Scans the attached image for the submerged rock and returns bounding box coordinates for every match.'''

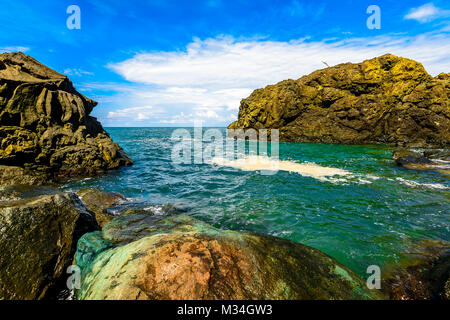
[0,52,132,184]
[75,214,383,300]
[0,191,98,299]
[393,150,433,167]
[383,240,450,300]
[229,54,450,148]
[393,150,450,173]
[77,188,126,227]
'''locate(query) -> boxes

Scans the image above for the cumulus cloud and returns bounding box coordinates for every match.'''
[109,34,450,87]
[405,3,449,23]
[100,32,450,126]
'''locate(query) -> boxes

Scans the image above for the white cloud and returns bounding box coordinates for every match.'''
[405,3,449,23]
[0,46,30,53]
[64,68,94,77]
[107,105,163,121]
[110,34,450,87]
[133,87,252,111]
[101,32,450,126]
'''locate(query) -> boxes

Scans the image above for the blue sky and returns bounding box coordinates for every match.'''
[1,0,449,126]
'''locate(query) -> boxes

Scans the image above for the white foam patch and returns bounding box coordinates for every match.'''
[143,205,165,215]
[395,177,449,190]
[211,156,351,182]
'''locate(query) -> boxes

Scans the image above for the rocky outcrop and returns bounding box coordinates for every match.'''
[0,190,98,299]
[75,213,384,300]
[229,54,450,147]
[0,52,132,184]
[77,188,126,227]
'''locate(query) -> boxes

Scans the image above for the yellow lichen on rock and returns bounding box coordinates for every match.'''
[0,52,133,183]
[229,54,450,147]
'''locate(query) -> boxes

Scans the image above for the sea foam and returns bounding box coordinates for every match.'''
[211,155,350,182]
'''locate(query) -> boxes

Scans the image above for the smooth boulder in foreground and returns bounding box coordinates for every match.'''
[75,214,384,300]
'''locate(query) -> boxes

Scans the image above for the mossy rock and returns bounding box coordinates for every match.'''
[75,214,385,300]
[229,54,450,148]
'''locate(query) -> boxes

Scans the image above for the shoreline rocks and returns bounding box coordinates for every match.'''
[75,213,384,300]
[0,190,98,300]
[0,52,133,185]
[0,52,134,300]
[229,54,449,148]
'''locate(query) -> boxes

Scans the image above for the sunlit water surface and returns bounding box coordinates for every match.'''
[62,128,450,275]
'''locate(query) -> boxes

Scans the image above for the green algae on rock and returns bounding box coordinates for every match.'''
[75,214,384,300]
[229,54,450,148]
[0,52,133,184]
[0,191,98,300]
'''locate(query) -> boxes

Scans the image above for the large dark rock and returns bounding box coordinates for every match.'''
[0,52,132,184]
[229,54,450,148]
[74,214,384,300]
[0,191,98,299]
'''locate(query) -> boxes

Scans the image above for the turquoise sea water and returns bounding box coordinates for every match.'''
[62,127,449,276]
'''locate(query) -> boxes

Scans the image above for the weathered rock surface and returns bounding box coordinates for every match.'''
[229,54,450,147]
[75,214,384,300]
[76,188,127,227]
[0,165,49,186]
[0,52,132,184]
[0,191,98,299]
